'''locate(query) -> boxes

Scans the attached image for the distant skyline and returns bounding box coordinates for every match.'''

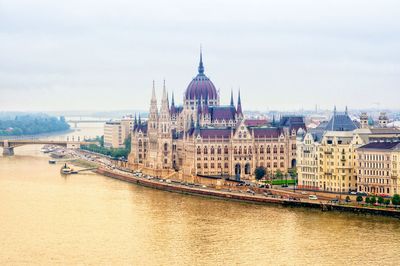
[1,0,399,112]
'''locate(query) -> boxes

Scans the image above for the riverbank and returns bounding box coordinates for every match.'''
[95,167,400,218]
[53,147,400,218]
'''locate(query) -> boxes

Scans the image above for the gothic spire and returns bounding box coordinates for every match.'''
[230,89,234,106]
[171,92,175,107]
[134,113,137,130]
[198,46,204,75]
[151,80,156,100]
[138,113,141,125]
[237,89,243,116]
[162,79,167,100]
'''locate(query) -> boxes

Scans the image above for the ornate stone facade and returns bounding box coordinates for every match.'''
[128,52,305,180]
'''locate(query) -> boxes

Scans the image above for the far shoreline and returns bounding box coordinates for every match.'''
[0,128,75,140]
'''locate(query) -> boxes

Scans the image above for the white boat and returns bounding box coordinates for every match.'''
[62,168,72,174]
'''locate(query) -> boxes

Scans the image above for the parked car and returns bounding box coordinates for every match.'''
[281,184,289,188]
[349,191,357,195]
[309,195,318,200]
[356,192,368,196]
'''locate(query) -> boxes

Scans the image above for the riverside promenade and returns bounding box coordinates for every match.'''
[95,167,400,218]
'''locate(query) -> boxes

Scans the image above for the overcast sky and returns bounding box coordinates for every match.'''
[0,0,399,112]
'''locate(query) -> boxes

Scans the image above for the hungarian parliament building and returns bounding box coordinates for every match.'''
[128,52,305,180]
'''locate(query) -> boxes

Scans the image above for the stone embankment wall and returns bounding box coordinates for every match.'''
[96,168,400,218]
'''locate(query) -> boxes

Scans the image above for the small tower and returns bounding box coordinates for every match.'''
[236,90,243,120]
[158,80,171,137]
[378,112,388,128]
[157,80,173,168]
[148,80,159,133]
[147,81,159,168]
[360,112,369,129]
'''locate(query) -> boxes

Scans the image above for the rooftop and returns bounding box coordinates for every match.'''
[358,141,400,150]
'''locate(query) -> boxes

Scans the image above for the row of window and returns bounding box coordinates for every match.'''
[359,169,390,177]
[196,145,294,155]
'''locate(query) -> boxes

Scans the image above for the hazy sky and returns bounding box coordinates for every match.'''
[0,0,399,112]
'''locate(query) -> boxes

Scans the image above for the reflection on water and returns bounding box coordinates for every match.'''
[1,125,400,265]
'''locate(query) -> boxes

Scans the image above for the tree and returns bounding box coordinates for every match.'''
[392,194,400,205]
[345,196,351,202]
[384,199,391,206]
[275,170,283,179]
[378,196,385,205]
[254,166,266,181]
[370,196,377,204]
[365,197,370,204]
[356,195,363,203]
[124,134,131,151]
[288,168,297,178]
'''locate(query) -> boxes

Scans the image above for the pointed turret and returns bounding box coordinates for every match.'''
[198,46,204,75]
[237,90,243,117]
[161,80,168,107]
[151,80,157,103]
[170,92,176,114]
[345,106,348,115]
[203,93,209,114]
[138,113,141,125]
[148,80,158,133]
[134,113,137,130]
[159,79,171,136]
[230,89,234,106]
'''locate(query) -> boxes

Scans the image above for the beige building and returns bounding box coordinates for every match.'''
[356,142,400,196]
[104,121,126,148]
[128,53,305,181]
[104,116,135,149]
[297,109,400,193]
[121,116,135,140]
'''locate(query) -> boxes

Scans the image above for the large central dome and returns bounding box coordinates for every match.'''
[184,52,218,103]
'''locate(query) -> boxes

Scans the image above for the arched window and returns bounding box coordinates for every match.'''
[138,139,143,147]
[234,146,238,154]
[280,145,284,154]
[217,146,222,155]
[245,163,251,175]
[239,147,242,155]
[260,146,264,154]
[164,143,168,152]
[204,146,208,154]
[273,146,277,154]
[267,146,271,154]
[249,147,252,154]
[211,146,215,155]
[224,146,229,154]
[197,146,201,155]
[244,147,247,154]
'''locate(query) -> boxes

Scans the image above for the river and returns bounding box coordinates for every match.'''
[1,123,399,265]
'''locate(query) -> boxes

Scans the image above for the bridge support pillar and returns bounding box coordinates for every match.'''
[3,147,14,156]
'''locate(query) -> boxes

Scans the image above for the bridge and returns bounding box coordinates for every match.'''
[66,118,109,128]
[0,139,95,156]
